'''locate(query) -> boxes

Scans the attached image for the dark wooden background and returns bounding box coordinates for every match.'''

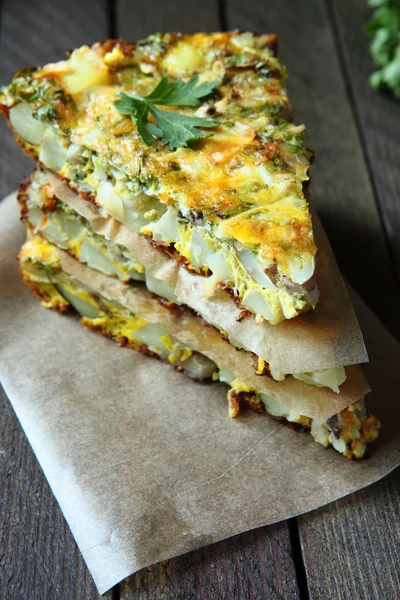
[0,0,399,598]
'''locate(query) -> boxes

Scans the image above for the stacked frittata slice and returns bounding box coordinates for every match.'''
[1,32,380,457]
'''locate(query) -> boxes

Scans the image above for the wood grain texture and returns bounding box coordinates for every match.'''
[116,2,300,596]
[0,0,109,199]
[225,1,400,598]
[225,0,400,339]
[298,467,400,600]
[329,0,400,279]
[116,0,220,42]
[120,524,300,600]
[1,1,399,598]
[0,0,112,596]
[0,388,112,600]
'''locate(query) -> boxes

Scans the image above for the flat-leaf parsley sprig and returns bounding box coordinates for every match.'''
[114,75,219,149]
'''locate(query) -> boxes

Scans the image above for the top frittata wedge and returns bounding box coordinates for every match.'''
[0,31,318,324]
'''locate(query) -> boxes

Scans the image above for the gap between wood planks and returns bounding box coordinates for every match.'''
[111,524,311,600]
[107,2,309,595]
[108,1,345,597]
[288,519,310,600]
[108,0,117,39]
[217,0,228,32]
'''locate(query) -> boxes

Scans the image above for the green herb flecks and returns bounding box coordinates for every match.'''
[281,130,305,155]
[32,104,57,122]
[3,73,71,124]
[365,0,400,98]
[271,153,288,171]
[114,75,220,149]
[227,52,257,67]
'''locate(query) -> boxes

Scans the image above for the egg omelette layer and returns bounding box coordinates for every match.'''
[18,234,380,459]
[1,31,318,325]
[19,168,346,394]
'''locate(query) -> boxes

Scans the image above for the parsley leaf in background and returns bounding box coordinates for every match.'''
[114,75,219,149]
[365,0,400,98]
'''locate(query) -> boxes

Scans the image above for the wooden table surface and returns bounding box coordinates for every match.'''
[1,0,399,598]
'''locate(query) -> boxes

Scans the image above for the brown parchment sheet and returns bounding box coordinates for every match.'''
[58,249,370,422]
[49,171,368,374]
[1,193,399,595]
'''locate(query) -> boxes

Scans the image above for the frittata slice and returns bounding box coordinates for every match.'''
[1,31,318,325]
[19,168,345,393]
[18,235,379,459]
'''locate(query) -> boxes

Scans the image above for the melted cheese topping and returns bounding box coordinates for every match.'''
[2,32,318,324]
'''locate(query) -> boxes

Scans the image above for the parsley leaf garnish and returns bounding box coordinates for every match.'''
[114,75,219,149]
[144,75,219,106]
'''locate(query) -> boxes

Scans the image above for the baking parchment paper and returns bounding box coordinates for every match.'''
[48,171,368,374]
[57,247,370,422]
[1,193,399,594]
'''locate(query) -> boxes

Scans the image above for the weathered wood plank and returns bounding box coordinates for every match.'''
[116,0,220,42]
[116,3,299,596]
[224,1,400,598]
[286,2,400,596]
[0,387,112,600]
[298,468,400,600]
[0,0,112,596]
[0,0,109,200]
[225,0,400,339]
[329,0,400,280]
[120,524,300,600]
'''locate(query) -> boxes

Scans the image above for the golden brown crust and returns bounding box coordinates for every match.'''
[82,318,162,360]
[17,173,33,223]
[1,32,316,276]
[19,268,69,313]
[252,354,272,378]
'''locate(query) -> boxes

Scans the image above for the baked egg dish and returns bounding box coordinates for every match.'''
[2,30,379,459]
[18,234,379,459]
[1,32,318,325]
[19,168,344,393]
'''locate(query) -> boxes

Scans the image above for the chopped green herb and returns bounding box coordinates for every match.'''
[290,146,304,155]
[139,173,160,190]
[7,75,65,105]
[32,104,57,122]
[271,153,288,170]
[228,53,256,67]
[138,33,165,56]
[263,99,288,117]
[281,130,305,154]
